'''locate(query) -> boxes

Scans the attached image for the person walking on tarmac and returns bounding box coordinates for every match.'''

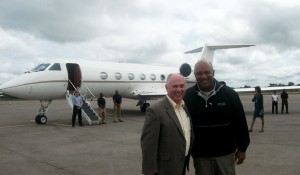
[249,86,264,132]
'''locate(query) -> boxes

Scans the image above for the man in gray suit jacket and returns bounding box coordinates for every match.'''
[141,73,193,175]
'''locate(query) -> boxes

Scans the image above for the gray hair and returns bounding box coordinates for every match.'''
[166,73,186,86]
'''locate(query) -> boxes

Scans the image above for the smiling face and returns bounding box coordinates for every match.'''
[165,73,186,104]
[194,60,215,92]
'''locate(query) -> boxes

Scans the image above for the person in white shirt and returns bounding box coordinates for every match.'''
[271,91,279,114]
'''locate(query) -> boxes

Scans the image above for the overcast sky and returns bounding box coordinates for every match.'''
[0,0,299,88]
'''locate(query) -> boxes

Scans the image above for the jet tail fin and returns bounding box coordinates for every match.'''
[185,44,255,63]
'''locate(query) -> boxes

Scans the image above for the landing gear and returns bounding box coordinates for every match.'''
[35,115,48,124]
[35,100,52,124]
[137,98,151,112]
[140,103,150,112]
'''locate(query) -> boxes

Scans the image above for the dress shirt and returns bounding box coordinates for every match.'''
[167,95,191,156]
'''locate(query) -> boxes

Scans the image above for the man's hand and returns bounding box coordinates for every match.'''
[235,151,246,165]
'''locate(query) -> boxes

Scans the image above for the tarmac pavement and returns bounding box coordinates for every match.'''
[0,94,299,175]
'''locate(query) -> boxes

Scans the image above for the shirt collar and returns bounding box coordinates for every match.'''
[166,95,185,109]
[196,80,216,93]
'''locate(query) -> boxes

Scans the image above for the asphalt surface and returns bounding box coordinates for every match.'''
[0,94,300,175]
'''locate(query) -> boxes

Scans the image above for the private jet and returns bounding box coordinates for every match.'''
[0,44,272,125]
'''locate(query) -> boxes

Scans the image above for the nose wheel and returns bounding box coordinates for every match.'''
[35,99,52,125]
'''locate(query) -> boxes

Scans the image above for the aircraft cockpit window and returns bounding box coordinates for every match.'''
[140,74,146,80]
[32,63,50,72]
[115,72,122,80]
[100,72,108,80]
[150,74,156,80]
[160,74,165,81]
[49,63,61,71]
[128,73,134,80]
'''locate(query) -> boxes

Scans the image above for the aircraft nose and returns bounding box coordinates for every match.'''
[0,83,13,97]
[0,78,28,99]
[0,82,9,93]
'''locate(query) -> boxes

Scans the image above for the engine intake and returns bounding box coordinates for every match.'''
[179,63,192,77]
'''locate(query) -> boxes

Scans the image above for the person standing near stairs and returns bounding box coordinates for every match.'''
[71,90,84,127]
[97,92,107,124]
[113,90,123,122]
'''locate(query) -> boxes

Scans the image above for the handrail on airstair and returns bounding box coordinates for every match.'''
[67,79,78,92]
[80,79,96,100]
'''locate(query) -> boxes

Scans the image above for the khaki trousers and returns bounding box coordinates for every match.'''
[114,104,122,121]
[99,107,106,122]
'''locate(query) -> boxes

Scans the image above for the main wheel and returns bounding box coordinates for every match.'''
[35,115,47,124]
[39,115,47,124]
[140,103,150,112]
[35,115,41,124]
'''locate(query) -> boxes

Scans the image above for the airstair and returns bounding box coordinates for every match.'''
[66,91,101,125]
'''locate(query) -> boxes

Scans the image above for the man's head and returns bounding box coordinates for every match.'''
[165,73,186,104]
[194,60,215,92]
[74,90,80,96]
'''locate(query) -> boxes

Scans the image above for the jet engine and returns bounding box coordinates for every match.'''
[179,63,192,77]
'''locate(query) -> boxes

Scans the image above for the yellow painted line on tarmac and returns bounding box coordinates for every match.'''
[0,120,71,129]
[0,124,37,129]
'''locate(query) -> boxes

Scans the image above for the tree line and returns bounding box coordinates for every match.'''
[242,82,299,88]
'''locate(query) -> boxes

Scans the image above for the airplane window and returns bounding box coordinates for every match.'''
[100,72,108,80]
[49,63,61,71]
[32,63,50,72]
[140,74,146,80]
[128,73,134,80]
[115,72,122,80]
[150,74,156,80]
[160,74,165,81]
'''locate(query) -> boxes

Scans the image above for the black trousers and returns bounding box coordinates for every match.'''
[281,100,288,113]
[72,106,82,125]
[272,101,278,114]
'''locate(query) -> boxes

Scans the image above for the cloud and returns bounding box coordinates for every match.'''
[0,0,300,87]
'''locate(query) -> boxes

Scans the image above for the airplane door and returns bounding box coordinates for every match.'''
[66,63,82,91]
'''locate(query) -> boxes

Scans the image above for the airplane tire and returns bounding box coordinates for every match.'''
[35,115,47,124]
[35,115,41,124]
[39,115,48,124]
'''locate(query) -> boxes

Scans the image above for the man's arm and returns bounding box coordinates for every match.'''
[141,108,160,174]
[233,93,250,153]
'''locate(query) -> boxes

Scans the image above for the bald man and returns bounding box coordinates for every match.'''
[141,73,193,175]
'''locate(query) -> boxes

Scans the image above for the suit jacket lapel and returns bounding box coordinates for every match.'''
[163,97,185,137]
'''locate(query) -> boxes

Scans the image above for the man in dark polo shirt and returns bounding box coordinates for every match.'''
[112,90,123,122]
